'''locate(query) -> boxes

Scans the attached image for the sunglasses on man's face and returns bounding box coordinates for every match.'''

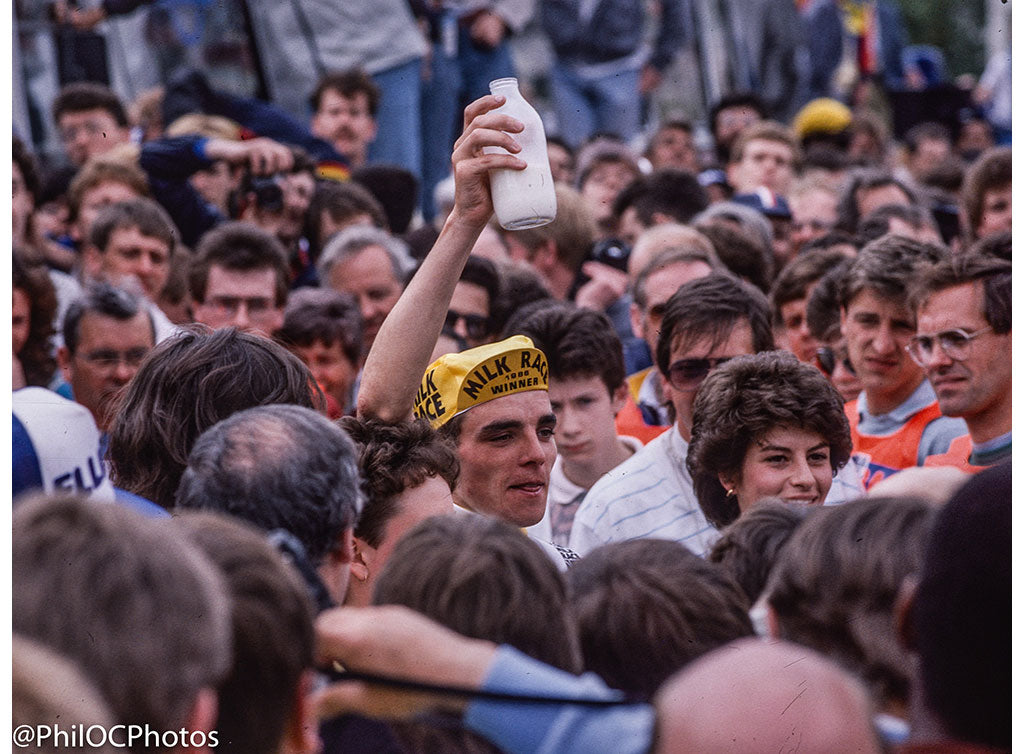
[665,357,734,391]
[815,346,856,376]
[444,310,489,340]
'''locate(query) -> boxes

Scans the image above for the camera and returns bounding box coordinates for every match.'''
[244,174,284,212]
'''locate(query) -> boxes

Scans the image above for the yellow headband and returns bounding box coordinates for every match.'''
[414,335,549,428]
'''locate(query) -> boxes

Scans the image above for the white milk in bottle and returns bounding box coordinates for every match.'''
[485,77,557,230]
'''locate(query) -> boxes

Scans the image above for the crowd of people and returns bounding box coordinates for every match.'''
[11,5,1012,751]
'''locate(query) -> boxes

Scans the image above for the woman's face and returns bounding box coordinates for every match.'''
[722,426,833,512]
[13,287,30,356]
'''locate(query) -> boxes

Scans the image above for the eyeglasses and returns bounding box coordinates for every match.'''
[815,346,856,376]
[59,121,107,143]
[444,310,489,340]
[905,327,993,367]
[665,357,734,391]
[80,347,150,370]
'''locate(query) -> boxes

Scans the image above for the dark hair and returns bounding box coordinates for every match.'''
[488,260,554,338]
[339,417,459,548]
[13,135,40,202]
[686,351,852,528]
[914,463,1010,749]
[88,198,177,253]
[175,405,362,563]
[904,121,951,155]
[968,229,1011,262]
[655,274,774,380]
[694,218,773,293]
[770,248,850,326]
[13,494,231,734]
[189,222,290,306]
[961,147,1011,239]
[508,301,625,395]
[306,180,388,259]
[708,501,807,605]
[108,328,320,509]
[460,255,501,313]
[51,81,128,127]
[838,233,949,310]
[275,287,363,365]
[710,92,767,133]
[63,282,155,356]
[908,252,1011,335]
[12,253,57,387]
[801,143,851,173]
[767,498,935,711]
[176,512,315,754]
[310,69,380,117]
[805,258,855,341]
[611,169,709,226]
[373,515,583,673]
[835,169,918,234]
[567,539,753,700]
[802,229,859,255]
[855,203,938,246]
[351,165,419,235]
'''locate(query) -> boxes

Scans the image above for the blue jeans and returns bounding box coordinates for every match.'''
[549,60,641,150]
[369,57,424,181]
[419,18,516,220]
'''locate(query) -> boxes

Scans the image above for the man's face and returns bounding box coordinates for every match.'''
[728,138,794,194]
[454,391,557,527]
[326,245,403,354]
[292,338,357,410]
[581,161,637,223]
[193,264,284,335]
[778,294,817,363]
[278,171,316,245]
[908,138,951,180]
[548,375,625,470]
[915,282,1011,427]
[789,188,837,251]
[648,126,699,173]
[74,181,143,241]
[190,161,238,214]
[976,185,1011,239]
[345,475,454,607]
[94,225,171,301]
[311,89,377,165]
[840,289,921,406]
[631,260,714,352]
[58,108,128,167]
[59,310,154,431]
[663,322,755,440]
[448,280,491,347]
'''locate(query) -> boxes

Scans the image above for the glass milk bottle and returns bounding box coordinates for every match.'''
[485,77,557,230]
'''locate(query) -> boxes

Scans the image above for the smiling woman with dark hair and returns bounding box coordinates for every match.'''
[686,350,852,529]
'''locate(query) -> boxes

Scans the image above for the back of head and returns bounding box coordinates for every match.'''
[372,514,583,673]
[567,539,753,699]
[14,635,117,754]
[708,501,807,605]
[13,494,231,736]
[175,404,362,564]
[771,247,851,325]
[654,638,880,753]
[914,462,1010,749]
[694,218,773,292]
[351,165,420,234]
[655,274,774,378]
[507,301,624,394]
[613,169,709,227]
[108,327,318,508]
[175,512,316,754]
[766,497,935,711]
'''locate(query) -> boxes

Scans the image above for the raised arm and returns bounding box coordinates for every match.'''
[356,95,526,422]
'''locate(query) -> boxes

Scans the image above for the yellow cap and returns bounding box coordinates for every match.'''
[413,335,549,428]
[792,98,852,139]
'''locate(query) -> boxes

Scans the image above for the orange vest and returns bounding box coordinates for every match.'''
[845,399,945,489]
[615,369,669,445]
[924,434,988,474]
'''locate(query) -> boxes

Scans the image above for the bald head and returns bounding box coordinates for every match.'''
[653,639,881,753]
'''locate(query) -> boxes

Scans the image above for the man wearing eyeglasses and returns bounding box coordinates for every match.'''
[58,283,156,437]
[569,274,774,556]
[909,254,1011,470]
[190,222,291,336]
[838,236,966,488]
[51,82,131,168]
